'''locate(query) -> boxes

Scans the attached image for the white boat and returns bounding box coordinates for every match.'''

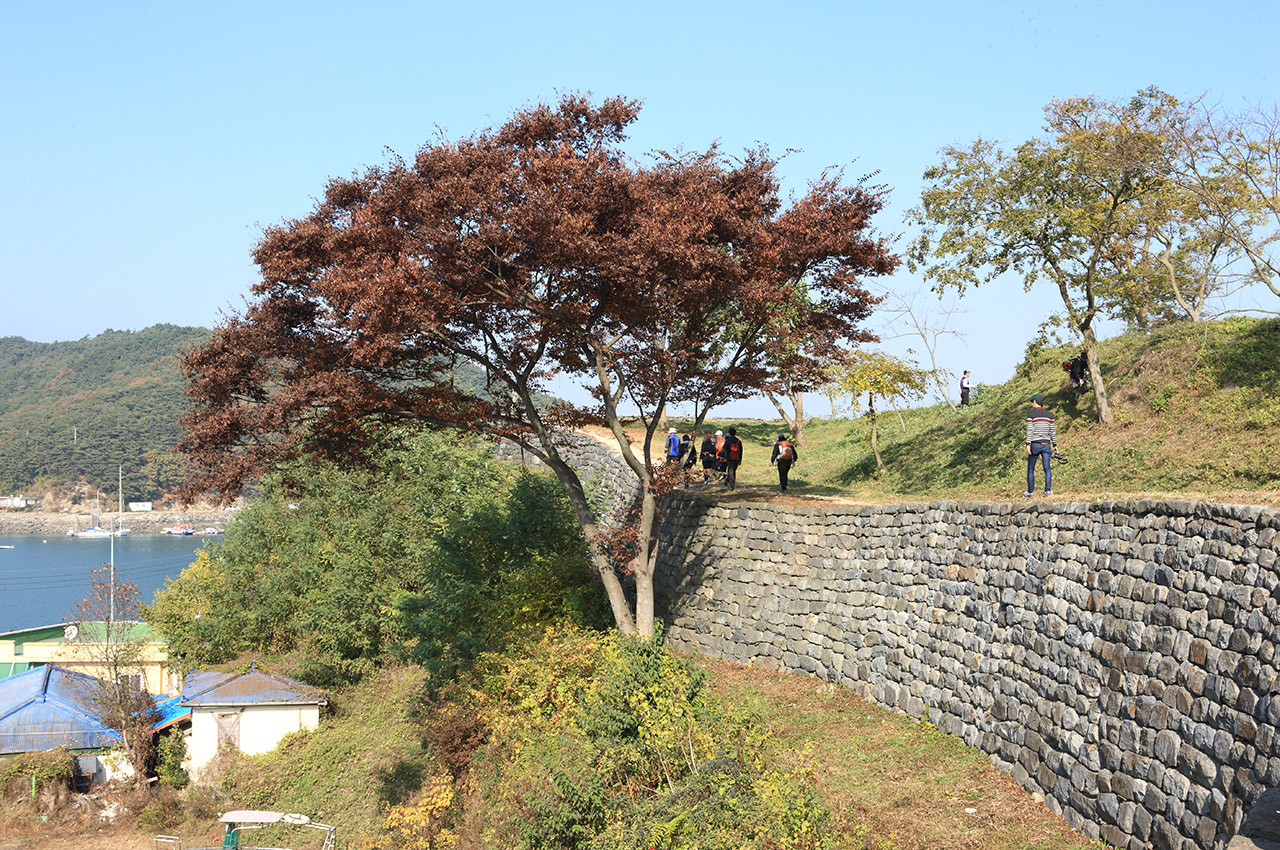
[69,494,113,538]
[68,470,130,537]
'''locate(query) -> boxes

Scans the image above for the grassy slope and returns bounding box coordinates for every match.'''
[701,657,1095,850]
[79,659,1094,850]
[664,317,1280,507]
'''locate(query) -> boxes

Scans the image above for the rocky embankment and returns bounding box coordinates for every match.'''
[0,509,235,537]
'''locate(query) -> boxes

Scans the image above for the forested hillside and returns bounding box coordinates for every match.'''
[0,326,553,502]
[0,325,208,498]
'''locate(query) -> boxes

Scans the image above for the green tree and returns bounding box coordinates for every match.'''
[908,88,1188,424]
[1161,99,1280,306]
[147,430,606,682]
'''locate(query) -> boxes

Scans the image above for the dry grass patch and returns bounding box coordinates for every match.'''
[698,657,1099,850]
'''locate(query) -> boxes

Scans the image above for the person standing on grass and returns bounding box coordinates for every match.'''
[960,370,972,406]
[1025,393,1057,498]
[723,427,743,490]
[700,431,717,483]
[770,433,797,492]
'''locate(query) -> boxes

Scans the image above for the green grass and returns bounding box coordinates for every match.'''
[665,317,1280,506]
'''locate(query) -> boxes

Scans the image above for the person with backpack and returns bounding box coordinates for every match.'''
[723,427,744,489]
[770,433,798,492]
[700,431,718,484]
[664,427,681,464]
[681,433,697,473]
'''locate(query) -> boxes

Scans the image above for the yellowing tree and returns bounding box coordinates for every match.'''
[362,775,457,850]
[830,351,928,476]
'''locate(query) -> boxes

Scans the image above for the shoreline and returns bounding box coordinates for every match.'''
[0,510,235,537]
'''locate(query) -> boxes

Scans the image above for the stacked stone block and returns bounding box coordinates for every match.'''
[494,432,639,526]
[654,495,1280,850]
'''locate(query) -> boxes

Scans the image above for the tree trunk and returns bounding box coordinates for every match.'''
[868,394,886,475]
[631,487,659,638]
[1081,326,1115,425]
[765,389,806,447]
[541,450,637,634]
[789,390,806,447]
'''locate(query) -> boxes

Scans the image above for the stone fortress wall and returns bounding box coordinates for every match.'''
[653,495,1280,850]
[494,431,641,526]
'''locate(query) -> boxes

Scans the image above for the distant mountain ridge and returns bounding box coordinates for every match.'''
[0,325,209,498]
[0,325,563,500]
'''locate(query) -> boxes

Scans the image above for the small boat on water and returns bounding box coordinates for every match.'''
[67,494,116,538]
[0,545,13,550]
[68,471,131,537]
[163,524,195,536]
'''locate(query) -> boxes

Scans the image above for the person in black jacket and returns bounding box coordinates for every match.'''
[699,431,717,484]
[722,427,743,490]
[680,433,697,474]
[770,434,798,492]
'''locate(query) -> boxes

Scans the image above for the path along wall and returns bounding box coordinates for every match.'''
[654,495,1280,850]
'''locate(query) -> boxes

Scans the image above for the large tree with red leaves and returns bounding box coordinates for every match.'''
[180,95,894,637]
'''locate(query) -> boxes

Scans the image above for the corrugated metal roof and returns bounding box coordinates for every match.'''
[0,624,69,641]
[181,665,328,708]
[0,666,121,754]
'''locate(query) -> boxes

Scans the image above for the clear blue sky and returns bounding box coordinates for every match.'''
[3,1,1276,416]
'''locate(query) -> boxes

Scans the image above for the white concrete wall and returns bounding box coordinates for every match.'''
[188,704,321,782]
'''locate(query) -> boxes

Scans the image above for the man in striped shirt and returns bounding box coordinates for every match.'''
[1025,393,1057,497]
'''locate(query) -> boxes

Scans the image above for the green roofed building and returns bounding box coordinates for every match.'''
[0,622,177,694]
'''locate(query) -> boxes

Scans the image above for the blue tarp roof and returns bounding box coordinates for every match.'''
[181,663,328,708]
[150,693,190,732]
[0,666,121,754]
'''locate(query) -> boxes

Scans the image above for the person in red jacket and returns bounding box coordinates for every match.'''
[722,427,744,490]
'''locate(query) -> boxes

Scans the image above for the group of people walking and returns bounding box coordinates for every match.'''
[657,382,1062,499]
[664,427,797,492]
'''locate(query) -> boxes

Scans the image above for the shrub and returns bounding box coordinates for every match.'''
[156,728,189,789]
[0,748,76,798]
[437,627,840,850]
[360,775,458,850]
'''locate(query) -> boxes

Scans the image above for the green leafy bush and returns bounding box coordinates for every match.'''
[437,627,842,850]
[156,728,189,789]
[146,429,607,681]
[0,748,75,798]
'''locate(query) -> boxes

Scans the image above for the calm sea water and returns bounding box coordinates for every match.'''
[0,534,209,632]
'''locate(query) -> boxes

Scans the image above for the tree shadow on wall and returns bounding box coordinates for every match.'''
[654,494,717,627]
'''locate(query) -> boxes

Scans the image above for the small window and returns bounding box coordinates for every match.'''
[13,643,22,657]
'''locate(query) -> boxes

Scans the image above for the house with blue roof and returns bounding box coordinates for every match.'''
[181,663,328,782]
[0,665,120,756]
